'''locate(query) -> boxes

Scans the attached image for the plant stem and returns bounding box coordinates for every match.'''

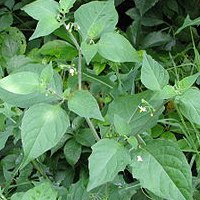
[0,193,7,200]
[31,160,51,181]
[64,23,100,141]
[86,117,100,141]
[64,23,82,90]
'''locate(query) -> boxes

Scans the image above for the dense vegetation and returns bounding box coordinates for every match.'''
[1,0,200,199]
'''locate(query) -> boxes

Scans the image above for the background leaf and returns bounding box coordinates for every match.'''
[176,15,200,34]
[141,53,169,91]
[98,32,139,63]
[74,0,118,40]
[21,103,70,167]
[68,90,104,121]
[134,0,159,15]
[64,138,82,166]
[131,139,193,200]
[87,139,131,191]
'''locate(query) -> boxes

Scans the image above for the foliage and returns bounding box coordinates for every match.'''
[0,0,200,200]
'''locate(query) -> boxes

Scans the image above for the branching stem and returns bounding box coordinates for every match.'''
[64,23,100,141]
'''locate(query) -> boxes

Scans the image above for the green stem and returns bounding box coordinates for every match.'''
[0,193,7,200]
[86,117,100,141]
[31,160,51,181]
[63,23,101,141]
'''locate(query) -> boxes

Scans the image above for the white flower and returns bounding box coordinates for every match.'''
[65,24,70,30]
[138,106,147,112]
[69,68,75,76]
[137,155,143,162]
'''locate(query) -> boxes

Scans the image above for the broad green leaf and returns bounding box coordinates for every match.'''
[87,139,131,191]
[175,88,200,125]
[0,72,40,95]
[22,0,59,20]
[22,0,61,40]
[134,0,159,15]
[131,139,192,200]
[38,40,77,60]
[176,15,200,35]
[1,27,26,61]
[64,139,82,166]
[67,179,89,200]
[0,13,13,32]
[11,192,25,200]
[107,90,164,135]
[6,55,33,73]
[81,42,98,65]
[68,90,104,121]
[141,31,172,49]
[141,53,169,91]
[30,17,61,40]
[21,103,70,168]
[114,114,131,136]
[0,131,10,151]
[40,63,54,85]
[74,0,118,40]
[21,182,57,200]
[75,128,95,147]
[153,85,177,100]
[59,0,76,13]
[0,71,58,108]
[98,32,139,63]
[177,73,200,90]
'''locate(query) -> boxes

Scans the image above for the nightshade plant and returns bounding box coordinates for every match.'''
[0,0,200,199]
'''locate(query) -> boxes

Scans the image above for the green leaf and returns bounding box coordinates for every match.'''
[1,27,26,61]
[22,0,61,40]
[64,139,82,166]
[87,139,131,191]
[68,90,104,121]
[40,63,54,85]
[21,103,70,168]
[38,40,77,60]
[107,90,164,135]
[0,131,10,151]
[81,42,98,65]
[59,0,76,13]
[74,0,118,40]
[131,139,192,200]
[141,31,172,49]
[0,13,13,32]
[141,53,169,91]
[175,88,200,125]
[153,85,177,100]
[98,32,139,63]
[75,128,95,147]
[30,17,61,40]
[67,179,89,200]
[177,73,200,90]
[11,192,25,200]
[21,182,57,200]
[0,72,40,95]
[176,15,200,35]
[22,0,59,20]
[114,114,131,136]
[134,0,159,15]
